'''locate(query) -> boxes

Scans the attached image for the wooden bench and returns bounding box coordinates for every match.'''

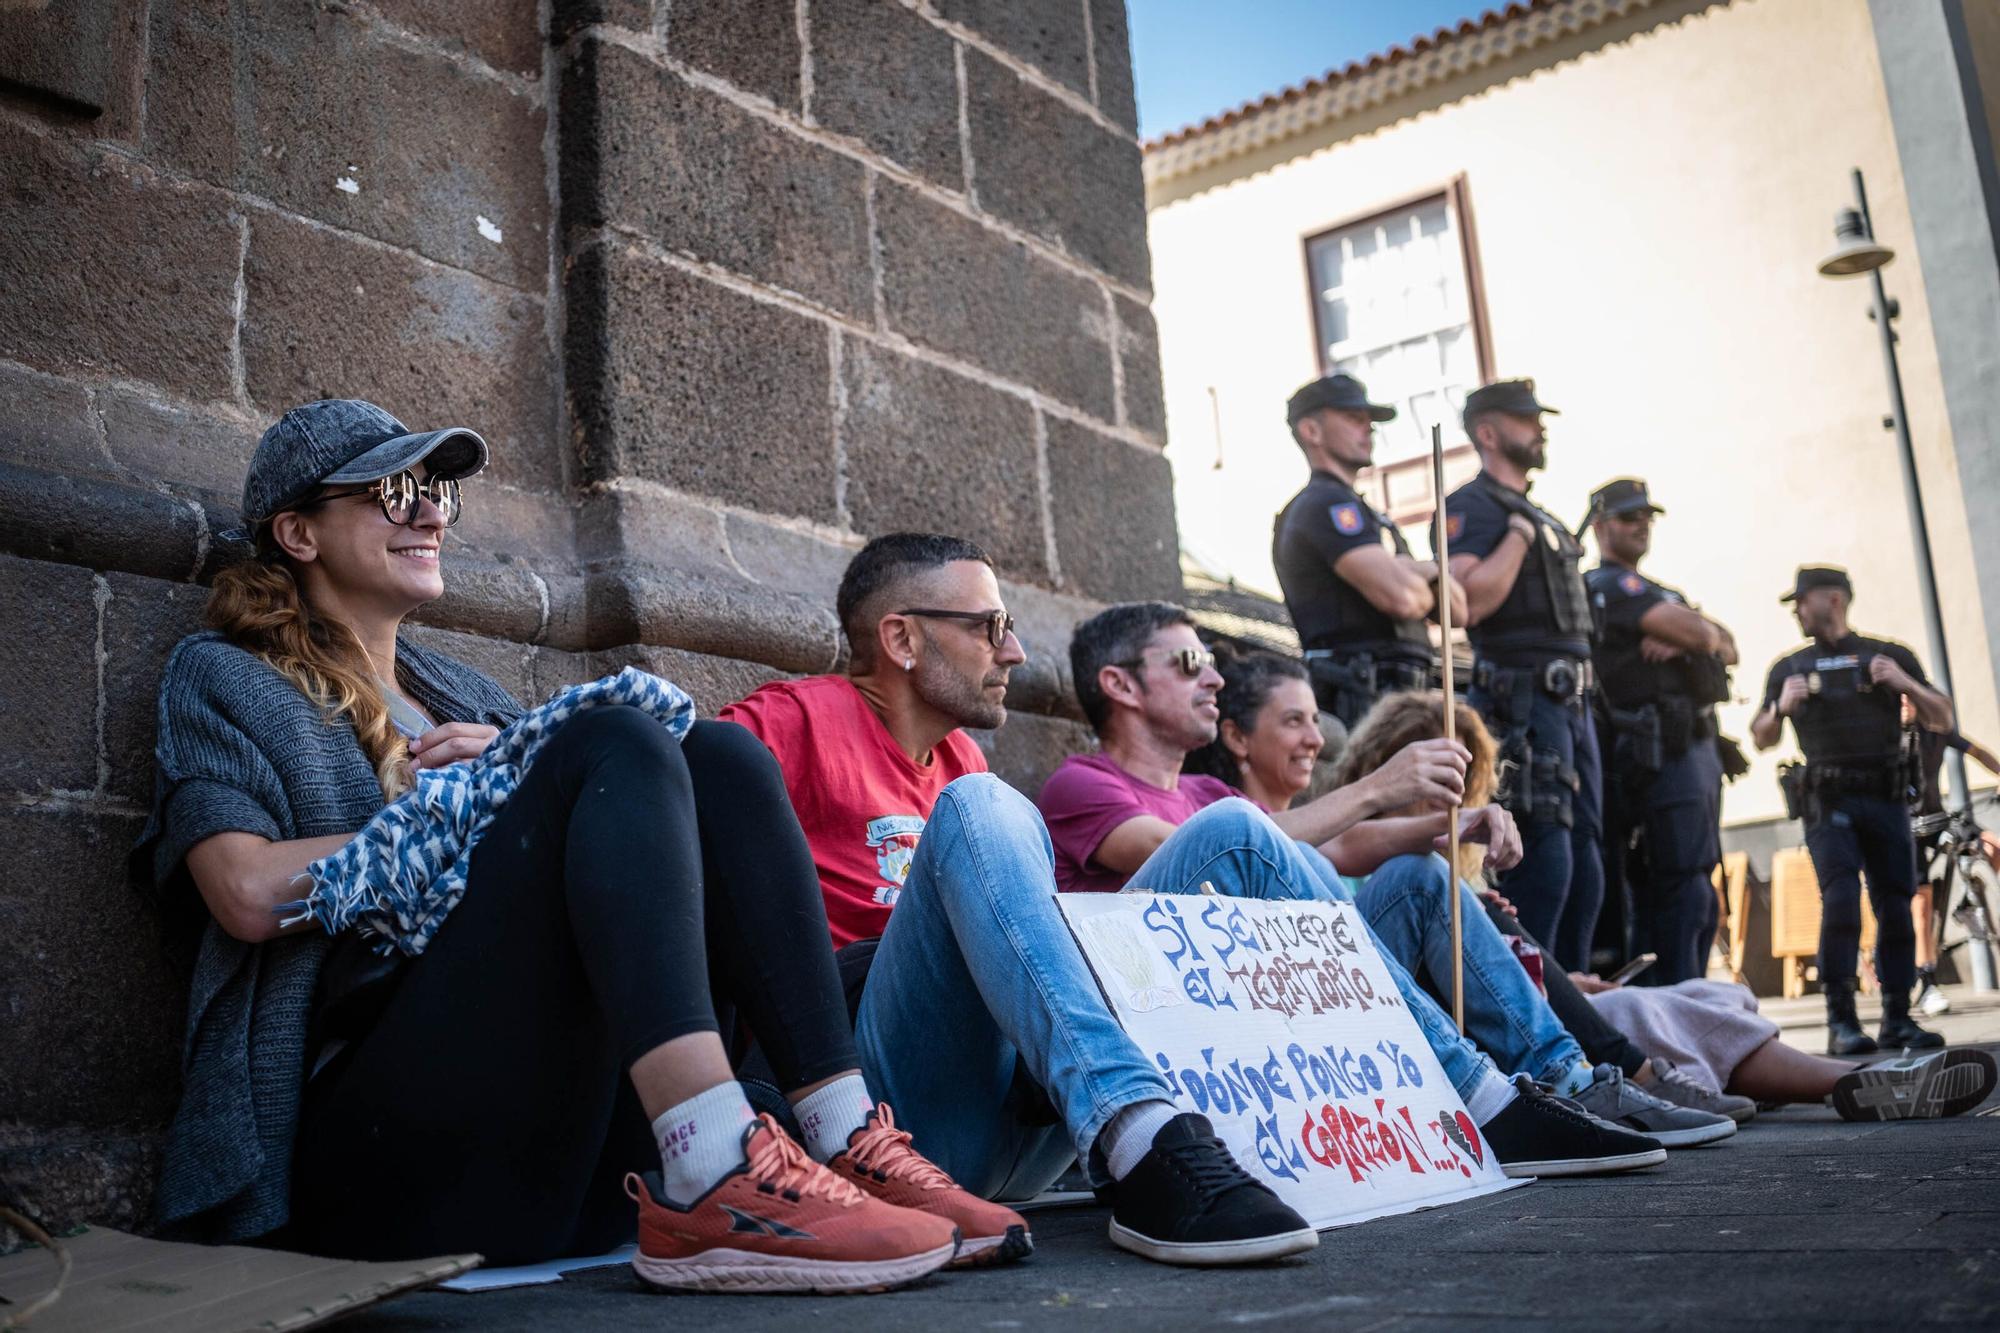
[1768,846,1877,998]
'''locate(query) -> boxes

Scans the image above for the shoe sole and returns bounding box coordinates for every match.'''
[1106,1219,1319,1266]
[1831,1049,1998,1122]
[1635,1118,1737,1148]
[631,1239,958,1294]
[1500,1146,1667,1178]
[948,1225,1033,1269]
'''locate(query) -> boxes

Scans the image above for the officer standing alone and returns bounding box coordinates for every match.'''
[1586,478,1738,985]
[1751,566,1953,1054]
[1272,373,1464,728]
[1444,379,1602,970]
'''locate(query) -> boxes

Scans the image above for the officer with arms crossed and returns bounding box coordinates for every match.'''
[1272,373,1464,729]
[1751,566,1953,1055]
[1586,478,1738,985]
[1444,379,1603,971]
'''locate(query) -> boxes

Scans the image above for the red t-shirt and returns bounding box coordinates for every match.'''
[1036,752,1238,895]
[720,676,989,947]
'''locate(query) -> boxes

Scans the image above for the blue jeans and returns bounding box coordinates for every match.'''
[855,775,1174,1200]
[1350,856,1587,1088]
[1126,798,1509,1107]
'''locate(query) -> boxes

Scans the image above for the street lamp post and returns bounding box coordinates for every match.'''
[1818,167,1991,990]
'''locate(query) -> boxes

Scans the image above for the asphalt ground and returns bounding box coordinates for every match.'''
[343,994,2000,1332]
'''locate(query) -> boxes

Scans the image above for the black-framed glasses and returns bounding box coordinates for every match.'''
[296,470,463,527]
[1117,647,1216,678]
[896,607,1017,649]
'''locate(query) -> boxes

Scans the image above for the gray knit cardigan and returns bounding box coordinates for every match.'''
[132,631,523,1242]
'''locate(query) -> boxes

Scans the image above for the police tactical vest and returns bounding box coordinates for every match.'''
[1588,568,1726,710]
[1274,476,1432,659]
[1466,474,1592,657]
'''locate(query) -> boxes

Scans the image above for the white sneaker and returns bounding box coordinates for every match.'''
[1917,981,1952,1016]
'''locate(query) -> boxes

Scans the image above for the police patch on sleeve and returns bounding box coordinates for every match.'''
[1331,502,1364,536]
[1619,572,1645,596]
[1445,512,1465,541]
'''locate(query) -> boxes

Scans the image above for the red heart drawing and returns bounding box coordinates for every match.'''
[1452,1111,1484,1167]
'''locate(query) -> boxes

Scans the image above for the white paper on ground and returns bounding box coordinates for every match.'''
[1059,892,1525,1232]
[437,1243,636,1291]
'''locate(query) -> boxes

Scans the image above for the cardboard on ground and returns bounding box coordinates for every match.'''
[0,1226,477,1332]
[1060,891,1521,1230]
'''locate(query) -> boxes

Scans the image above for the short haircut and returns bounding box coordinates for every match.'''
[1184,647,1311,789]
[1068,601,1196,733]
[1463,409,1502,447]
[837,532,993,668]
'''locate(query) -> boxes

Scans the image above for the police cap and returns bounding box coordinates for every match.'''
[1587,477,1664,521]
[1780,566,1854,604]
[1462,378,1560,431]
[1286,373,1396,426]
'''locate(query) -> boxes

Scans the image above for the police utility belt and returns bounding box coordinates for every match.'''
[1603,696,1717,773]
[1301,650,1437,696]
[1777,760,1908,822]
[1472,656,1595,704]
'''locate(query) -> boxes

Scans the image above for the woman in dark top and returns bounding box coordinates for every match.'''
[135,399,1015,1293]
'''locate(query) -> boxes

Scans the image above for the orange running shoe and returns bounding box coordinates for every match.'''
[828,1104,1033,1268]
[627,1113,959,1294]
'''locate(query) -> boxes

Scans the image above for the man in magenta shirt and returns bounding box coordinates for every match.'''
[1038,602,1694,1172]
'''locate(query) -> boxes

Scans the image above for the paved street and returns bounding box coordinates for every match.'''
[343,991,2000,1331]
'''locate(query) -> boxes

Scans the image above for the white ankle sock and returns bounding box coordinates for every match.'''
[1464,1069,1520,1126]
[1102,1099,1182,1181]
[793,1073,876,1162]
[651,1081,757,1207]
[1553,1062,1596,1100]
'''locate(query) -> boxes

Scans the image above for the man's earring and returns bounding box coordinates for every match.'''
[904,659,914,672]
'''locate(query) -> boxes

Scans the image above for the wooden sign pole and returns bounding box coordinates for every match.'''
[1432,423,1465,1034]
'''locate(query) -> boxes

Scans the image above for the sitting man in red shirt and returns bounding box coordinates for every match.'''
[721,534,1317,1267]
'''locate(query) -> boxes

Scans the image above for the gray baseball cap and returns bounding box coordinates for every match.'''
[234,399,488,533]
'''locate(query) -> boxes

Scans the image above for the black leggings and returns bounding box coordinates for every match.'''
[291,708,855,1264]
[1482,903,1649,1078]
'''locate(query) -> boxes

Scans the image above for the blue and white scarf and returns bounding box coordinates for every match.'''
[280,667,696,956]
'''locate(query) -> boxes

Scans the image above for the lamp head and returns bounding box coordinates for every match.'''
[1818,208,1894,277]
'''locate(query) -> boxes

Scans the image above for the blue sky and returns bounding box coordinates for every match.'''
[1130,1,1496,140]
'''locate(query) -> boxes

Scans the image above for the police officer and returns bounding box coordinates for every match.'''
[1586,478,1737,985]
[1751,566,1954,1054]
[1272,373,1461,728]
[1443,379,1602,970]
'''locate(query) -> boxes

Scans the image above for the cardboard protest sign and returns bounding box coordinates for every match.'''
[1060,891,1519,1230]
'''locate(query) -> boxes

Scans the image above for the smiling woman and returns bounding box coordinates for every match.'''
[129,399,978,1292]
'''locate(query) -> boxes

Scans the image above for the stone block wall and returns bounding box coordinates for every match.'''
[0,0,1174,1237]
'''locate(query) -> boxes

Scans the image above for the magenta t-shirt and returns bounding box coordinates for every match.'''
[1037,753,1240,894]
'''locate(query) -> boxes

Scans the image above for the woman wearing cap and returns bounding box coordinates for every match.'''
[133,400,1023,1291]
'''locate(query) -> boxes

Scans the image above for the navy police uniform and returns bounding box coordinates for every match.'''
[1587,481,1727,985]
[1444,380,1603,970]
[1761,569,1925,1001]
[1273,374,1434,727]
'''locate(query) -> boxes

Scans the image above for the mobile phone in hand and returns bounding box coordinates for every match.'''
[1604,952,1658,986]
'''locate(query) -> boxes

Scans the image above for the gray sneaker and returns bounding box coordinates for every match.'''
[1569,1064,1738,1147]
[1646,1058,1757,1125]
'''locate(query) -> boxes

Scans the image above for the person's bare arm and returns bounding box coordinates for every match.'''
[1269,738,1469,845]
[1752,674,1807,751]
[1448,515,1535,626]
[1636,601,1729,659]
[1440,572,1469,629]
[1963,737,2000,776]
[1331,546,1436,621]
[185,830,359,943]
[1090,814,1182,878]
[1710,621,1740,668]
[1320,804,1523,877]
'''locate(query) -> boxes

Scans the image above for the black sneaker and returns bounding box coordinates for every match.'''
[1482,1076,1667,1177]
[1106,1114,1319,1265]
[1831,1049,1998,1121]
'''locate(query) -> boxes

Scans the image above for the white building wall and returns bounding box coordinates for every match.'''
[1146,0,1995,823]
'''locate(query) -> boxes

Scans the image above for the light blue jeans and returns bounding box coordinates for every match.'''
[1126,798,1517,1105]
[1349,855,1588,1089]
[855,775,1174,1200]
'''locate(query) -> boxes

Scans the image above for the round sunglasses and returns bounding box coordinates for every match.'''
[294,470,463,527]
